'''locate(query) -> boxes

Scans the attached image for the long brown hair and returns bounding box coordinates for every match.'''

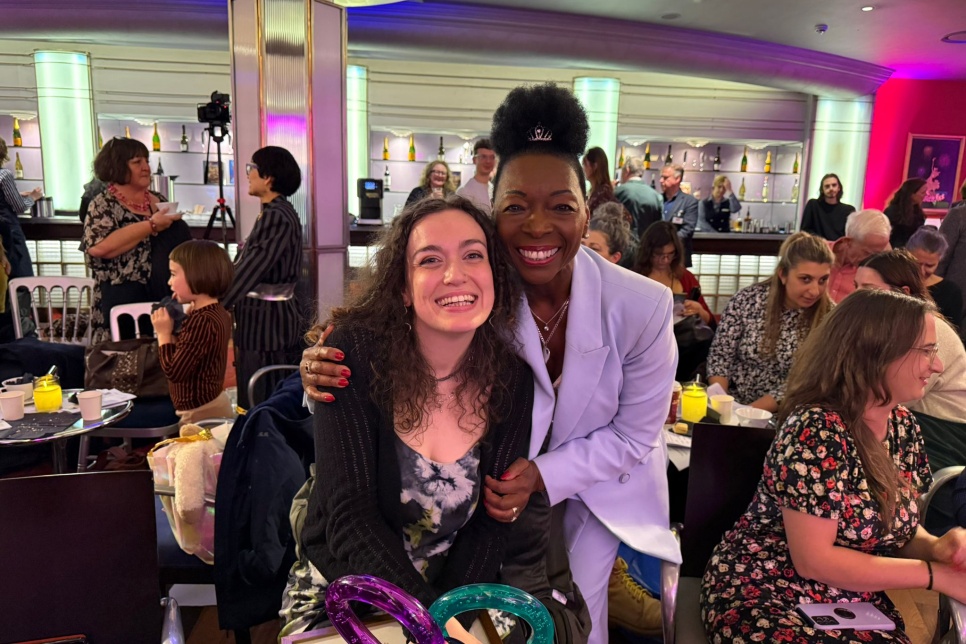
[761,232,834,357]
[887,178,927,227]
[633,221,684,278]
[582,147,611,192]
[859,249,932,301]
[307,196,521,435]
[778,289,935,526]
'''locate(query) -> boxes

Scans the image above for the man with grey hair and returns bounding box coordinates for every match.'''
[660,163,699,267]
[826,208,892,303]
[614,157,662,236]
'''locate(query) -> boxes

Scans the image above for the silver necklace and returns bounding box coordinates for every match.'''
[531,300,569,363]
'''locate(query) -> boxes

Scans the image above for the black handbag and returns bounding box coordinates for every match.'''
[673,314,714,349]
[84,337,169,397]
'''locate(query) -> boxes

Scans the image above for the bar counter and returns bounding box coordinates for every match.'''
[19,213,237,243]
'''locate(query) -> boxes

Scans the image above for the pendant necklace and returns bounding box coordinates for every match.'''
[531,299,569,364]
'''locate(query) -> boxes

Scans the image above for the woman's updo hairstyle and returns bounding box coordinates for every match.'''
[490,83,590,198]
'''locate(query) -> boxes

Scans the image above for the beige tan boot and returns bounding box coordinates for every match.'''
[607,557,663,637]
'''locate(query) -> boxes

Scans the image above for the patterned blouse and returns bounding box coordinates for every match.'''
[706,281,817,405]
[701,405,932,643]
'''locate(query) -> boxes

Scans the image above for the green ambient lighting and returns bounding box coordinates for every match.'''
[346,65,368,204]
[806,96,873,212]
[34,51,96,212]
[573,77,621,178]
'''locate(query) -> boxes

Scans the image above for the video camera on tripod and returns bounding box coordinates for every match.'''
[198,91,235,246]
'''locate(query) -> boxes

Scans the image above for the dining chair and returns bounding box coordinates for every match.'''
[920,465,966,644]
[109,300,156,340]
[0,470,179,642]
[7,276,94,344]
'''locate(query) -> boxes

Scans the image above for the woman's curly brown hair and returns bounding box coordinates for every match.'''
[307,195,522,435]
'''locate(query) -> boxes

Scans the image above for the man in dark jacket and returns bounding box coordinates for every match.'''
[615,156,662,236]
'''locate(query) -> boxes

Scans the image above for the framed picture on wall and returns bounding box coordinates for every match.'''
[903,134,965,213]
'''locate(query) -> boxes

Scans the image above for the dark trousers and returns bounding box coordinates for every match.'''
[234,346,301,410]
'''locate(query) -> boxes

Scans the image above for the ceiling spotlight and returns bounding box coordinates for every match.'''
[815,23,829,34]
[661,13,681,20]
[861,5,874,11]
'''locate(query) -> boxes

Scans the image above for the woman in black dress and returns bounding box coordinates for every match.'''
[221,146,303,409]
[701,289,966,643]
[884,178,927,248]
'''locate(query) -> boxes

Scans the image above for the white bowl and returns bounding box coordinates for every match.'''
[157,202,180,216]
[1,376,33,402]
[735,407,773,428]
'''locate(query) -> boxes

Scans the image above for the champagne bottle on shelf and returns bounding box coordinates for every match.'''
[383,166,391,191]
[665,145,672,164]
[643,143,651,170]
[437,136,445,161]
[740,147,748,173]
[14,153,23,179]
[762,176,769,202]
[763,150,772,173]
[713,146,721,172]
[152,123,161,152]
[650,177,657,190]
[155,158,165,176]
[383,136,390,161]
[617,146,625,171]
[791,178,800,202]
[125,126,132,139]
[792,153,800,174]
[12,118,22,147]
[738,177,746,200]
[180,125,189,152]
[408,135,416,162]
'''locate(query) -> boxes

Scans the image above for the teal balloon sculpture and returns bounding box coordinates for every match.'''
[430,584,554,644]
[325,575,446,644]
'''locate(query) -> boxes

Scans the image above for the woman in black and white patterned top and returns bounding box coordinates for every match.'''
[707,232,834,410]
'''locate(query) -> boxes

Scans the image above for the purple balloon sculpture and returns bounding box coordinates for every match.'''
[325,575,446,644]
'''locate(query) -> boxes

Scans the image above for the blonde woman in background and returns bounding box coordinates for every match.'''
[405,160,457,206]
[698,175,742,233]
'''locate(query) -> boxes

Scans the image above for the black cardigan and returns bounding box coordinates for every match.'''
[301,326,534,608]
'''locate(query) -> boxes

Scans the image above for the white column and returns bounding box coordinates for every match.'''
[573,77,621,174]
[805,96,874,213]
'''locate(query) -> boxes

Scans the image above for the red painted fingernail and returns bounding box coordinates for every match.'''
[501,473,510,480]
[334,352,345,361]
[341,369,351,377]
[338,378,349,387]
[322,393,335,402]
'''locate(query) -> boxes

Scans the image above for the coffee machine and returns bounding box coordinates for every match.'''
[357,178,384,225]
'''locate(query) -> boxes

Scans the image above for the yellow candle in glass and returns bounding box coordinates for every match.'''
[680,383,708,423]
[33,378,63,412]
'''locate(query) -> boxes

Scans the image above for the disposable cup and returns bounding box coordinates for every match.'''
[77,390,103,422]
[711,394,734,424]
[0,391,26,421]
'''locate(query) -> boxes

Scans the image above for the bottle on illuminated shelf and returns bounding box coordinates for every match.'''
[125,126,132,139]
[713,146,721,172]
[384,166,391,191]
[740,147,748,173]
[617,146,625,171]
[650,177,657,190]
[763,150,772,173]
[743,209,752,233]
[791,178,800,202]
[155,158,165,176]
[683,150,688,166]
[408,135,416,162]
[738,177,746,200]
[437,136,445,161]
[665,145,672,164]
[152,123,161,152]
[180,125,189,152]
[792,153,799,174]
[643,143,651,170]
[12,118,22,147]
[14,153,23,179]
[382,137,390,161]
[762,176,769,202]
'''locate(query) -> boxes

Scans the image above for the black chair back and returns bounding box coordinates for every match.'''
[0,471,162,642]
[680,422,776,578]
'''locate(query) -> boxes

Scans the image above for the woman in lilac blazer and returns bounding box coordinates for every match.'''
[302,84,679,644]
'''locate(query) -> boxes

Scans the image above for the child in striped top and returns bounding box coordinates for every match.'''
[151,240,235,424]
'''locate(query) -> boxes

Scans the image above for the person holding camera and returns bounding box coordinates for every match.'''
[81,137,190,342]
[221,146,303,410]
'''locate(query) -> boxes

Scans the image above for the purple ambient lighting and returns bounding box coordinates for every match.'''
[941,31,966,44]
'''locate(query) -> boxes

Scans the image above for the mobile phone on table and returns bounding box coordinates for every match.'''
[795,603,896,631]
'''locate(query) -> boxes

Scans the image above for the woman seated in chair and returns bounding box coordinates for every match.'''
[701,289,966,643]
[706,231,833,410]
[855,249,966,472]
[279,196,533,642]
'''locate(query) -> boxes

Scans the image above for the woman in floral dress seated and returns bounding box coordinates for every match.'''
[279,196,533,643]
[701,289,966,643]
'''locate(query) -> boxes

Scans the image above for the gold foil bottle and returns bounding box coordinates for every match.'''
[382,136,389,161]
[12,118,22,147]
[408,135,416,162]
[763,151,772,173]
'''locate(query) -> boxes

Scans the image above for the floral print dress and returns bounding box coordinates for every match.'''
[701,406,933,644]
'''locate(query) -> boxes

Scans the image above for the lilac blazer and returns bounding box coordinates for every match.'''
[519,247,682,565]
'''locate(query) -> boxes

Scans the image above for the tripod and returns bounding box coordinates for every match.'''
[202,122,236,248]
